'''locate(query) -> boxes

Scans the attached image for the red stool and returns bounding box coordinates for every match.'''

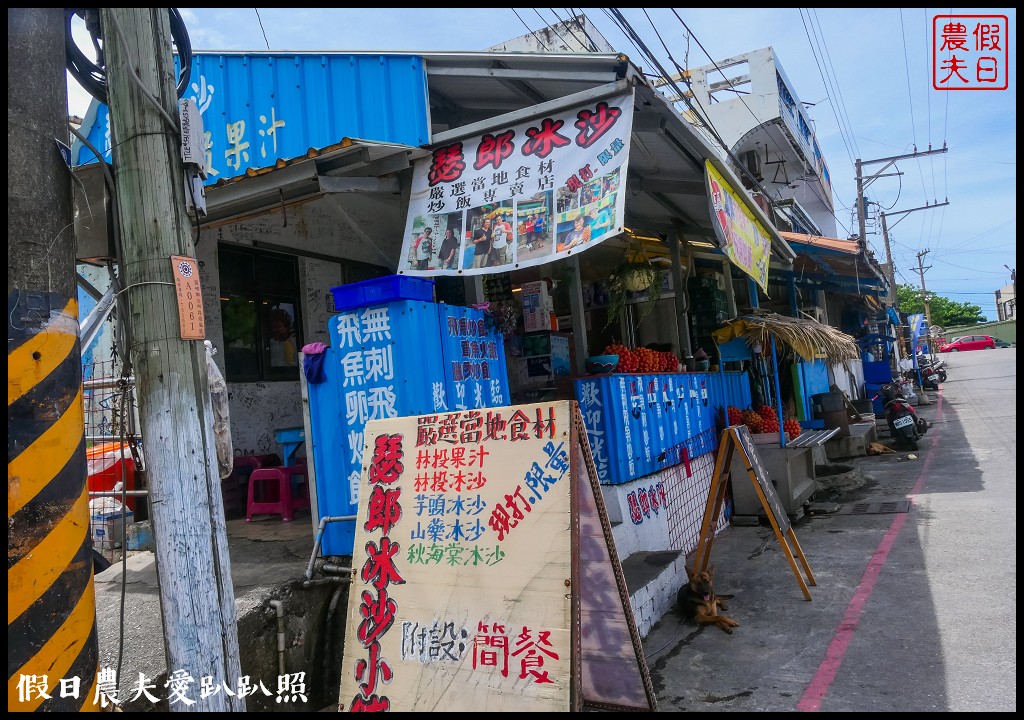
[224,453,280,519]
[246,465,310,522]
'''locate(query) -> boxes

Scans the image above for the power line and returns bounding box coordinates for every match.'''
[812,9,861,159]
[254,8,270,51]
[532,9,575,50]
[510,9,550,50]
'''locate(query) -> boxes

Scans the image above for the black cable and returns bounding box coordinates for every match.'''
[65,8,193,105]
[511,9,550,51]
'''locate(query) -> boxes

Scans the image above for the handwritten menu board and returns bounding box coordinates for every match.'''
[340,402,573,712]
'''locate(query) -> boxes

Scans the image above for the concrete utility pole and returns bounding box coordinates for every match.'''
[99,8,243,710]
[8,8,99,711]
[879,200,950,314]
[854,145,948,304]
[915,250,935,337]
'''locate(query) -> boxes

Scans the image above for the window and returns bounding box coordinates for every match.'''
[218,246,303,382]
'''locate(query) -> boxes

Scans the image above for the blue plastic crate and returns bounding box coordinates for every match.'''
[331,275,434,312]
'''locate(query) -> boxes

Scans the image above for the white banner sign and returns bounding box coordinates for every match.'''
[398,91,635,276]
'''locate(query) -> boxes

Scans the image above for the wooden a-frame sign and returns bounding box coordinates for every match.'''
[337,400,656,712]
[691,425,816,601]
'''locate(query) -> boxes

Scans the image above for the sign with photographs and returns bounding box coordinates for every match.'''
[705,160,773,292]
[398,91,635,277]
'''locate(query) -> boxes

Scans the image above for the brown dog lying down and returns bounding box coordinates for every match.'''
[677,564,739,634]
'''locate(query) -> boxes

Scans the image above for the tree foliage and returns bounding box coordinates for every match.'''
[897,284,987,327]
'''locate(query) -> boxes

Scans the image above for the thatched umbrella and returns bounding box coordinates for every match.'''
[712,310,861,363]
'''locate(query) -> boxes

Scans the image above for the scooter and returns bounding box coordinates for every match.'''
[878,383,928,451]
[916,354,948,382]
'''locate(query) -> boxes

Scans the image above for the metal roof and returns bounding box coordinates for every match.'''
[196,50,795,263]
[778,231,889,296]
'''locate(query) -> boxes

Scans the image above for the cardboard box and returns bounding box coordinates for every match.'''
[91,510,134,551]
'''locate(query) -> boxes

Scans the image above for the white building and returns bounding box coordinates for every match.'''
[684,47,837,239]
[995,282,1015,320]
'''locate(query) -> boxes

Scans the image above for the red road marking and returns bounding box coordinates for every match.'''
[797,391,943,711]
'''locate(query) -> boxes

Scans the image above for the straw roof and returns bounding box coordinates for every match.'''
[712,310,861,362]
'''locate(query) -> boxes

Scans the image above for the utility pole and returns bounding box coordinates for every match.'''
[915,249,934,346]
[879,200,950,313]
[854,146,948,304]
[99,8,243,710]
[878,209,898,309]
[8,8,100,712]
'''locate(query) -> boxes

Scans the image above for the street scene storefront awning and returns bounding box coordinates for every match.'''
[776,231,889,298]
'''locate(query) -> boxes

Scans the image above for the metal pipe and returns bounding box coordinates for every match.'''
[771,335,786,449]
[321,563,352,575]
[305,515,357,582]
[89,490,149,498]
[82,374,133,394]
[269,599,286,677]
[301,576,350,588]
[322,584,346,696]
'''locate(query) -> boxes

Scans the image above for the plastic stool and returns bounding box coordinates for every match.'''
[246,465,309,522]
[224,453,280,519]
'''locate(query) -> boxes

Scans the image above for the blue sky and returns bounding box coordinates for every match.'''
[68,8,1017,320]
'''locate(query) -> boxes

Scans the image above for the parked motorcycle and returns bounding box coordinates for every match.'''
[878,383,928,450]
[915,354,948,382]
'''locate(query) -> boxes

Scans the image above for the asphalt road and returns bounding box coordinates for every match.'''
[643,347,1016,712]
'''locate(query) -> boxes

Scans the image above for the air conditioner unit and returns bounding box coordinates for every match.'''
[740,149,763,181]
[801,306,827,324]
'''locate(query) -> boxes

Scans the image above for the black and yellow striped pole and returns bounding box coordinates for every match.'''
[9,295,99,711]
[8,8,99,711]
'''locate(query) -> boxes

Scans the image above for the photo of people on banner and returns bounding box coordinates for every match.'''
[399,91,635,276]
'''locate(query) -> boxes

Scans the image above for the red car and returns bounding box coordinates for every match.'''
[938,335,996,352]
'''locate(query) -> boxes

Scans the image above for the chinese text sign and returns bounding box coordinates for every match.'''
[705,161,772,292]
[339,402,573,712]
[399,92,635,277]
[932,14,1009,90]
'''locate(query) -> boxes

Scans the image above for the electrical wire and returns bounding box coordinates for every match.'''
[606,9,779,215]
[810,10,861,160]
[532,9,574,50]
[799,9,856,168]
[105,11,180,134]
[511,8,550,50]
[254,8,271,50]
[566,8,601,51]
[654,9,853,238]
[547,7,591,51]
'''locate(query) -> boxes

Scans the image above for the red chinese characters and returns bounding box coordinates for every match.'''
[573,101,622,148]
[522,118,571,159]
[474,130,517,171]
[427,143,467,186]
[349,433,407,712]
[932,14,1008,90]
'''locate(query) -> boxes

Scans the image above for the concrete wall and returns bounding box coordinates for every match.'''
[197,198,398,460]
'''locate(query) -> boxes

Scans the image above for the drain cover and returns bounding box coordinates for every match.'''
[836,500,911,515]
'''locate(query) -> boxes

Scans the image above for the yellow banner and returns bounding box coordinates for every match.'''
[705,161,772,291]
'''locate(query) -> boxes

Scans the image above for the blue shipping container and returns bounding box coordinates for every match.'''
[308,300,447,555]
[74,52,431,180]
